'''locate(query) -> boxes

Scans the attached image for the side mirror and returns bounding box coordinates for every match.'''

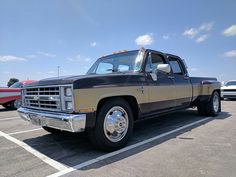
[156,64,171,74]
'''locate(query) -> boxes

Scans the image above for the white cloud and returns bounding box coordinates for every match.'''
[135,34,154,46]
[37,51,56,58]
[224,50,236,58]
[183,22,213,42]
[223,24,236,36]
[196,34,209,43]
[199,22,214,31]
[26,54,37,59]
[90,42,97,47]
[0,55,27,62]
[162,35,170,40]
[183,28,199,39]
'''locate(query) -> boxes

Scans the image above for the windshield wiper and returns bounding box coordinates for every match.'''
[106,69,120,73]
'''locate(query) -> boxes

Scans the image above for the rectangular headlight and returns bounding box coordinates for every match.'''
[65,87,72,97]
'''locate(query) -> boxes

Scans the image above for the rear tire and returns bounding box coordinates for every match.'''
[205,91,220,116]
[197,91,220,116]
[2,103,11,109]
[197,104,207,116]
[88,98,134,151]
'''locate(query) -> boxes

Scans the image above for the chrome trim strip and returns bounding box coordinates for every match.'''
[17,107,86,132]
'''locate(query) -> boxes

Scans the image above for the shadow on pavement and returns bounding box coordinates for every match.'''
[22,109,231,170]
[0,107,16,112]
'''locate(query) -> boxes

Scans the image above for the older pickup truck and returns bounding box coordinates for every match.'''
[18,48,221,151]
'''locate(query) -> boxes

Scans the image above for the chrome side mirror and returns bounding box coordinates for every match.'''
[156,64,171,74]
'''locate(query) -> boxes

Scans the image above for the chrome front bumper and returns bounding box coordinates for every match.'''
[17,107,86,132]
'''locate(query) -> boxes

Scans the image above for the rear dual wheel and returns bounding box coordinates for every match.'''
[197,91,220,116]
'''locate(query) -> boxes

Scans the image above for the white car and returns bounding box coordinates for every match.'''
[221,80,236,99]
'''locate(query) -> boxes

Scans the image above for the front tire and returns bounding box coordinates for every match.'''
[88,98,134,151]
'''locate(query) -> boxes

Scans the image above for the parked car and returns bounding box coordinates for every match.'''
[0,80,35,109]
[221,80,236,100]
[18,48,221,151]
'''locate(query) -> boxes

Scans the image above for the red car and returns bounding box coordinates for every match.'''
[0,80,35,110]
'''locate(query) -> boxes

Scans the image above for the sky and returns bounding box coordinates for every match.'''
[0,0,236,86]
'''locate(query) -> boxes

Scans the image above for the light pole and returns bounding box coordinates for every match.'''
[57,66,60,77]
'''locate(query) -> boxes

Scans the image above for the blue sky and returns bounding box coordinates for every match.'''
[0,0,236,86]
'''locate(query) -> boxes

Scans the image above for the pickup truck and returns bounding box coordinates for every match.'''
[18,48,221,151]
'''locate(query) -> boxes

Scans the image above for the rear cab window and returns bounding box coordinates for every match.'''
[168,57,185,75]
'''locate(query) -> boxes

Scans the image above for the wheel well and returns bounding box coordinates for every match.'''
[191,89,221,107]
[215,89,221,97]
[97,96,140,121]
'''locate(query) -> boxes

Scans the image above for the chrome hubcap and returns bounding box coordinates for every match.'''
[104,106,129,142]
[14,99,22,109]
[213,93,219,112]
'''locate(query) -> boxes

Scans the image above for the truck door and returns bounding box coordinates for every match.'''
[144,52,176,113]
[168,56,192,108]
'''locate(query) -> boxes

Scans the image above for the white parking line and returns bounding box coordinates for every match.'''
[0,131,68,171]
[47,117,212,177]
[0,117,19,121]
[9,128,43,135]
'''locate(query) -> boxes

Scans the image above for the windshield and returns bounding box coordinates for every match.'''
[225,81,236,86]
[87,50,144,75]
[10,82,23,88]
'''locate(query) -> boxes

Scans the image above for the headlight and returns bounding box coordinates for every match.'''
[66,101,73,110]
[65,87,72,97]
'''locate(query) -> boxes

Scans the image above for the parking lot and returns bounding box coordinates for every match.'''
[0,100,235,177]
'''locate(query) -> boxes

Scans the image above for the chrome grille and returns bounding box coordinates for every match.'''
[24,86,61,111]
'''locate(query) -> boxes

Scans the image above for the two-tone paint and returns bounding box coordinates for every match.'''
[24,49,221,129]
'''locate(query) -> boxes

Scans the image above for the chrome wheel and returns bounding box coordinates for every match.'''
[104,106,129,142]
[14,99,22,109]
[213,93,219,113]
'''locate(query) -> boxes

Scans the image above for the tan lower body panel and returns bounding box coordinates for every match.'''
[73,84,206,113]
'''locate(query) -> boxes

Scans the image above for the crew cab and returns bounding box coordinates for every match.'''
[0,80,35,109]
[18,48,221,151]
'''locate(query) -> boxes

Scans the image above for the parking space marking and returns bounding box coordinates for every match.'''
[9,128,43,135]
[0,116,20,121]
[47,116,212,177]
[0,131,69,171]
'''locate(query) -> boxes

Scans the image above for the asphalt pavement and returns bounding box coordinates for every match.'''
[0,100,235,177]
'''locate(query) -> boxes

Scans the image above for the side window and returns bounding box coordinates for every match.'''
[169,58,184,75]
[145,53,164,73]
[96,62,113,74]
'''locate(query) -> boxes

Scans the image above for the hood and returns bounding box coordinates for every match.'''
[25,75,90,87]
[24,73,146,89]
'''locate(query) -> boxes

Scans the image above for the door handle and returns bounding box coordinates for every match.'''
[168,76,175,80]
